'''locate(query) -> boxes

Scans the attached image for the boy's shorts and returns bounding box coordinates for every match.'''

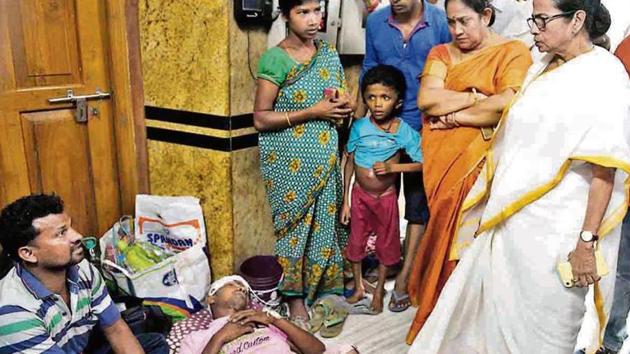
[346,183,401,266]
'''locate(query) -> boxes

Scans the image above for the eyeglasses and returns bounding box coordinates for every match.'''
[527,10,577,31]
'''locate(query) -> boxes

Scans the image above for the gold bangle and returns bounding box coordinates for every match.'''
[284,112,292,127]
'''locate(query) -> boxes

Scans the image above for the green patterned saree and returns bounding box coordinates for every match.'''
[257,40,348,302]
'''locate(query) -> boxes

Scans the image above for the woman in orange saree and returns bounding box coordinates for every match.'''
[405,0,532,344]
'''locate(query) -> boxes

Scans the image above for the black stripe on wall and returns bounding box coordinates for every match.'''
[232,133,259,151]
[145,106,254,131]
[146,127,259,152]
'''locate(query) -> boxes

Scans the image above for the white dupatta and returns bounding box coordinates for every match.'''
[452,47,630,261]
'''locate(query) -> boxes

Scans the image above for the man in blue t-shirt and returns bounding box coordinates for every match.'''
[355,0,450,312]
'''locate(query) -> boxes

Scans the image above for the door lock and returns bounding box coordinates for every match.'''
[48,89,111,123]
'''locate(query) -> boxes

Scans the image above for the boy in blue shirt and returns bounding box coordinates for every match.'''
[358,0,450,312]
[340,65,422,313]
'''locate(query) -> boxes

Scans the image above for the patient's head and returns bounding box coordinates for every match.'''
[207,275,251,318]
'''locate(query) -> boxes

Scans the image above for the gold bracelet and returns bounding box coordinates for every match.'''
[284,112,292,127]
[471,88,479,106]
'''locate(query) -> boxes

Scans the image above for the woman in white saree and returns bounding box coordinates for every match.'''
[409,0,630,353]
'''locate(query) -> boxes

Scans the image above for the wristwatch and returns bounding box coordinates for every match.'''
[579,230,599,243]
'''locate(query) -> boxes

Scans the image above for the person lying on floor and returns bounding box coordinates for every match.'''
[180,275,358,354]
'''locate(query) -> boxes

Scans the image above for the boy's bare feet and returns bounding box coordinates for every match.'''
[370,287,385,314]
[346,286,365,304]
[361,278,377,294]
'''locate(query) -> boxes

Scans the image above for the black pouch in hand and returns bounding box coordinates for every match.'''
[123,305,173,335]
[85,304,173,352]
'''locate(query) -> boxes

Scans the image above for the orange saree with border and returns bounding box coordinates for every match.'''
[406,40,532,344]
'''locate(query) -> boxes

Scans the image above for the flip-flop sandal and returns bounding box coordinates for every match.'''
[388,290,411,313]
[320,305,349,338]
[308,299,332,333]
[346,297,379,315]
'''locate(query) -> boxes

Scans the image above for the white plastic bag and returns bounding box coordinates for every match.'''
[135,195,206,252]
[99,227,211,311]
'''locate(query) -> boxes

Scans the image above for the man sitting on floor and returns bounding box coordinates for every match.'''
[0,194,169,353]
[180,275,358,354]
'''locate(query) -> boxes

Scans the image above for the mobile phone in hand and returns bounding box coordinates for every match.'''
[324,87,339,100]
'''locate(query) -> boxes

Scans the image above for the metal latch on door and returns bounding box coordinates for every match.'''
[48,89,111,123]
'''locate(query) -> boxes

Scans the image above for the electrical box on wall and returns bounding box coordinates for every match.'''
[235,0,274,27]
[267,0,389,55]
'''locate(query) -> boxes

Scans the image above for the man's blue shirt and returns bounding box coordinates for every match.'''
[362,2,451,130]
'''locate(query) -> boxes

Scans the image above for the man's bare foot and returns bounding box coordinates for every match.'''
[388,289,411,312]
[393,270,407,295]
[346,286,365,304]
[370,288,385,314]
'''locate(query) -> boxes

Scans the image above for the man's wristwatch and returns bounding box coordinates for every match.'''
[579,230,599,243]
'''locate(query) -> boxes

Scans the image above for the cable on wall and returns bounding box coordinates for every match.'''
[246,30,257,81]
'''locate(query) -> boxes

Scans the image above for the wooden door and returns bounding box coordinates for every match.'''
[0,0,130,236]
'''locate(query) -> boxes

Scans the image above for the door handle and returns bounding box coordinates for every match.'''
[48,89,111,123]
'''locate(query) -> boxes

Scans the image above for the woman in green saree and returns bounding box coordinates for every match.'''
[253,0,353,325]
